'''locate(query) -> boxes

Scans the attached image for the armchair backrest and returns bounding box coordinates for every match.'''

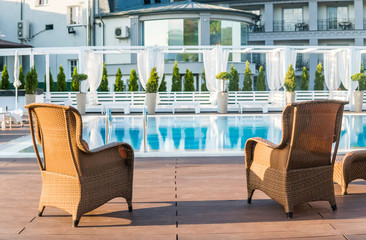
[281,100,347,170]
[26,103,86,177]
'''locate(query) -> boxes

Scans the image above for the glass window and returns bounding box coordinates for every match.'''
[328,7,348,30]
[210,20,249,46]
[283,8,303,31]
[0,57,4,72]
[68,6,82,25]
[38,0,48,5]
[68,60,78,80]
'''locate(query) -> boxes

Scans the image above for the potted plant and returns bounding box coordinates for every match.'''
[73,73,88,114]
[351,72,366,112]
[284,64,296,104]
[25,66,38,105]
[145,67,159,114]
[216,71,232,113]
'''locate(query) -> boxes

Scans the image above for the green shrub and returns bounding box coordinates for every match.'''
[284,64,296,92]
[201,68,208,91]
[114,68,124,92]
[158,74,167,92]
[216,71,232,92]
[129,69,139,91]
[18,66,25,89]
[0,65,10,89]
[99,62,109,92]
[314,63,325,90]
[256,66,266,91]
[359,63,366,91]
[25,66,38,94]
[146,67,159,93]
[56,65,67,91]
[171,61,181,92]
[184,69,194,91]
[43,68,55,92]
[243,61,252,91]
[70,67,79,91]
[229,64,239,91]
[300,67,309,90]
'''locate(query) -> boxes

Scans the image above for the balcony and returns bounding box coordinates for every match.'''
[273,20,309,32]
[249,22,265,33]
[317,18,354,31]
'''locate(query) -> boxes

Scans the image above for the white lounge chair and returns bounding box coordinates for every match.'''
[238,101,268,113]
[268,91,286,112]
[0,108,24,130]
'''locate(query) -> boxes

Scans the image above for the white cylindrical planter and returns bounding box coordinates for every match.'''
[76,93,87,115]
[354,91,364,112]
[286,92,296,105]
[146,93,157,115]
[25,94,36,105]
[218,92,228,113]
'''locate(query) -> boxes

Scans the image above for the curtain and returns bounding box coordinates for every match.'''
[350,49,361,91]
[324,52,340,92]
[337,50,350,90]
[13,51,21,110]
[266,51,282,91]
[84,51,103,105]
[137,48,165,90]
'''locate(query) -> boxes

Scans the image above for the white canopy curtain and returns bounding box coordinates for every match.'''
[137,48,165,90]
[349,49,361,91]
[266,50,283,91]
[337,50,351,90]
[84,50,103,105]
[13,50,21,110]
[324,51,341,96]
[202,47,229,103]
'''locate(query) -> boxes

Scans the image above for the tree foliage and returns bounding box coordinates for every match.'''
[70,67,79,91]
[284,64,296,92]
[43,68,55,92]
[256,65,266,91]
[25,66,38,94]
[300,66,309,90]
[158,74,167,92]
[18,66,25,89]
[229,64,239,91]
[146,67,159,93]
[184,69,195,91]
[129,69,139,91]
[243,61,252,91]
[114,68,124,92]
[314,63,325,90]
[216,71,232,92]
[171,61,181,92]
[99,62,109,92]
[359,63,366,91]
[56,65,67,91]
[0,65,10,89]
[201,68,208,91]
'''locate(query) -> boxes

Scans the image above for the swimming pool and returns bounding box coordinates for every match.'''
[1,114,365,157]
[82,114,366,155]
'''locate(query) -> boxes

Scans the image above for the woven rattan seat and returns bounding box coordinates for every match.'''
[245,100,347,218]
[26,103,134,227]
[334,151,366,195]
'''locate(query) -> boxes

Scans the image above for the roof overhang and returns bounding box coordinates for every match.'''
[0,40,32,49]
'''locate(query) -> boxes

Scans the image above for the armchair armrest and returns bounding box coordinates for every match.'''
[245,137,289,171]
[79,142,134,177]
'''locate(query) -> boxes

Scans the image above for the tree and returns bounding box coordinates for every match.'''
[114,68,124,92]
[314,63,325,90]
[0,65,10,89]
[229,64,239,91]
[56,65,67,91]
[70,67,79,91]
[43,68,55,92]
[216,71,232,92]
[99,62,109,91]
[284,64,296,92]
[171,61,181,91]
[300,66,309,90]
[18,66,25,89]
[129,69,139,91]
[158,74,167,92]
[256,65,266,91]
[146,67,159,93]
[184,68,195,91]
[243,61,252,91]
[201,68,208,91]
[25,66,38,94]
[359,63,366,91]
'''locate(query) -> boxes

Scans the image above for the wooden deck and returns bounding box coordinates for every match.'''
[1,123,366,239]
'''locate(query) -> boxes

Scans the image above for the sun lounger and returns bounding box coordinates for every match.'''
[172,102,200,114]
[101,102,131,114]
[238,101,268,113]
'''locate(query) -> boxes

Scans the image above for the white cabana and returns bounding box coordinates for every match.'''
[324,51,341,96]
[137,48,165,90]
[13,50,21,110]
[84,50,103,105]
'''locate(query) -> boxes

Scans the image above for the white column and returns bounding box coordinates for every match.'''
[45,54,50,99]
[30,51,34,68]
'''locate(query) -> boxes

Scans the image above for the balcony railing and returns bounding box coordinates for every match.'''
[249,22,265,33]
[317,18,354,31]
[273,20,309,32]
[363,18,366,29]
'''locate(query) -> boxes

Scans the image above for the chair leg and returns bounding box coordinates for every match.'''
[126,199,133,212]
[247,189,255,204]
[341,184,348,195]
[38,206,45,217]
[73,219,80,227]
[286,212,293,219]
[329,197,337,211]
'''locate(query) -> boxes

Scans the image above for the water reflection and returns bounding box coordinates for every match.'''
[82,115,366,152]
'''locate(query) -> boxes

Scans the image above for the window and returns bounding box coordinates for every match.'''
[0,57,4,72]
[37,0,48,6]
[68,60,78,80]
[67,6,82,25]
[144,0,151,4]
[328,7,348,30]
[283,8,303,31]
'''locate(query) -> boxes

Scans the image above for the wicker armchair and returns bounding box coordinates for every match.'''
[334,150,366,195]
[245,100,347,218]
[25,103,134,227]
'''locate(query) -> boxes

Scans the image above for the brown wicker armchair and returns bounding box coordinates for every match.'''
[334,150,366,195]
[25,103,134,227]
[245,100,347,218]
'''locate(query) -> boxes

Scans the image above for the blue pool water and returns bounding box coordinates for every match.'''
[82,115,366,153]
